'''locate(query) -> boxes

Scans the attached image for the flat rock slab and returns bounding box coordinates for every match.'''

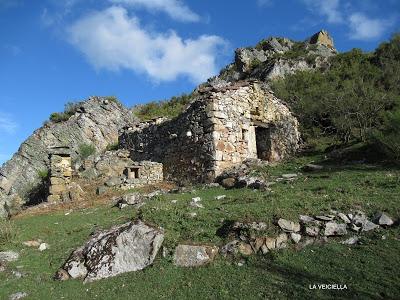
[56,221,164,282]
[0,251,19,262]
[277,218,300,232]
[174,245,218,267]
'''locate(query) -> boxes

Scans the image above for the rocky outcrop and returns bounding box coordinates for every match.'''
[0,97,136,217]
[211,30,337,84]
[55,221,164,282]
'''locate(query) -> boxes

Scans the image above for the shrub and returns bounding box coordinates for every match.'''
[106,142,119,151]
[0,220,17,246]
[371,108,400,160]
[37,169,49,180]
[78,143,96,160]
[49,101,80,123]
[105,96,120,105]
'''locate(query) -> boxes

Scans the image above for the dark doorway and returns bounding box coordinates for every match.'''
[255,127,271,160]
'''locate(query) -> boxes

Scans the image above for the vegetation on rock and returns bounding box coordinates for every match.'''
[78,143,96,160]
[132,93,193,121]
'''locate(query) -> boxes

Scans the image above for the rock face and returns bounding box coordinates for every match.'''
[56,221,164,282]
[213,30,337,84]
[0,97,136,217]
[173,245,218,267]
[120,81,300,183]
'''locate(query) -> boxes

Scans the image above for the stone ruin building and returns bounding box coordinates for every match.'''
[47,147,73,202]
[120,80,300,183]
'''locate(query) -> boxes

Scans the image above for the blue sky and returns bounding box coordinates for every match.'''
[0,0,399,165]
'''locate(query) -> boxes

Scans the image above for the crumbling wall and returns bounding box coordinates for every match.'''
[124,161,163,188]
[120,99,215,183]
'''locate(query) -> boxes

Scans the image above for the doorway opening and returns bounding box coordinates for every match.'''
[255,126,271,160]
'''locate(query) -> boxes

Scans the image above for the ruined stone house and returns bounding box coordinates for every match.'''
[120,80,300,183]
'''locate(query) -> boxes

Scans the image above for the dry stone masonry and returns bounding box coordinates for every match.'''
[120,80,300,183]
[47,147,72,202]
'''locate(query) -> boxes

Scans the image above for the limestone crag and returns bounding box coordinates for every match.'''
[212,30,337,84]
[0,97,136,215]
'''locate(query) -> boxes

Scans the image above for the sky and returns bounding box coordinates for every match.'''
[0,0,399,165]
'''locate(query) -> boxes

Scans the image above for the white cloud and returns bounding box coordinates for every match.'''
[0,112,17,134]
[348,13,393,40]
[110,0,200,22]
[302,0,343,24]
[67,6,226,83]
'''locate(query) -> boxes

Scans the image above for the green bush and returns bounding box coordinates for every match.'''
[78,143,96,160]
[106,142,119,151]
[105,96,120,105]
[37,169,49,180]
[132,93,193,121]
[49,102,80,123]
[371,108,400,160]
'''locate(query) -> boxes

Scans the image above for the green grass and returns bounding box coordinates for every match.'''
[1,153,399,299]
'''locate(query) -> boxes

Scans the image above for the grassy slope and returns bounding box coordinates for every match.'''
[1,152,399,299]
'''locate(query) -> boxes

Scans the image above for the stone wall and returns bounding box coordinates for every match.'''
[120,99,216,183]
[124,161,163,188]
[47,148,73,202]
[120,80,300,183]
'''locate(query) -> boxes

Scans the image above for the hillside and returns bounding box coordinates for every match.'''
[0,30,399,300]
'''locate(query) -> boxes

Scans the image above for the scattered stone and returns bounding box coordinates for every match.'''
[189,197,204,209]
[12,270,23,278]
[173,245,218,267]
[232,221,268,232]
[171,200,178,204]
[221,177,236,189]
[215,195,226,200]
[260,244,269,254]
[220,240,240,256]
[265,237,276,250]
[315,215,335,221]
[275,233,288,249]
[337,213,351,224]
[350,224,361,232]
[373,212,394,226]
[301,164,323,172]
[105,176,122,187]
[361,220,379,232]
[96,186,108,195]
[237,260,245,267]
[324,222,347,236]
[290,233,302,244]
[299,215,315,224]
[116,193,146,209]
[277,218,300,232]
[22,240,41,248]
[56,221,164,282]
[38,243,49,251]
[238,242,253,256]
[305,226,320,237]
[252,237,265,253]
[341,236,360,245]
[9,292,28,300]
[0,262,5,272]
[187,212,197,218]
[0,251,19,262]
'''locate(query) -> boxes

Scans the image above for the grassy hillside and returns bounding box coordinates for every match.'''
[1,149,399,299]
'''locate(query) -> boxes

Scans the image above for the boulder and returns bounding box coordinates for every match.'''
[299,215,315,224]
[305,226,320,237]
[275,233,288,249]
[324,222,347,236]
[277,218,300,233]
[341,236,360,245]
[96,186,108,195]
[337,213,351,224]
[173,245,218,267]
[116,193,146,209]
[373,212,394,226]
[238,242,253,256]
[56,221,164,282]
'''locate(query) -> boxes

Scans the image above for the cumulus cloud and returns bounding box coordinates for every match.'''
[0,112,17,134]
[110,0,200,22]
[67,6,226,83]
[302,0,343,24]
[348,13,394,40]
